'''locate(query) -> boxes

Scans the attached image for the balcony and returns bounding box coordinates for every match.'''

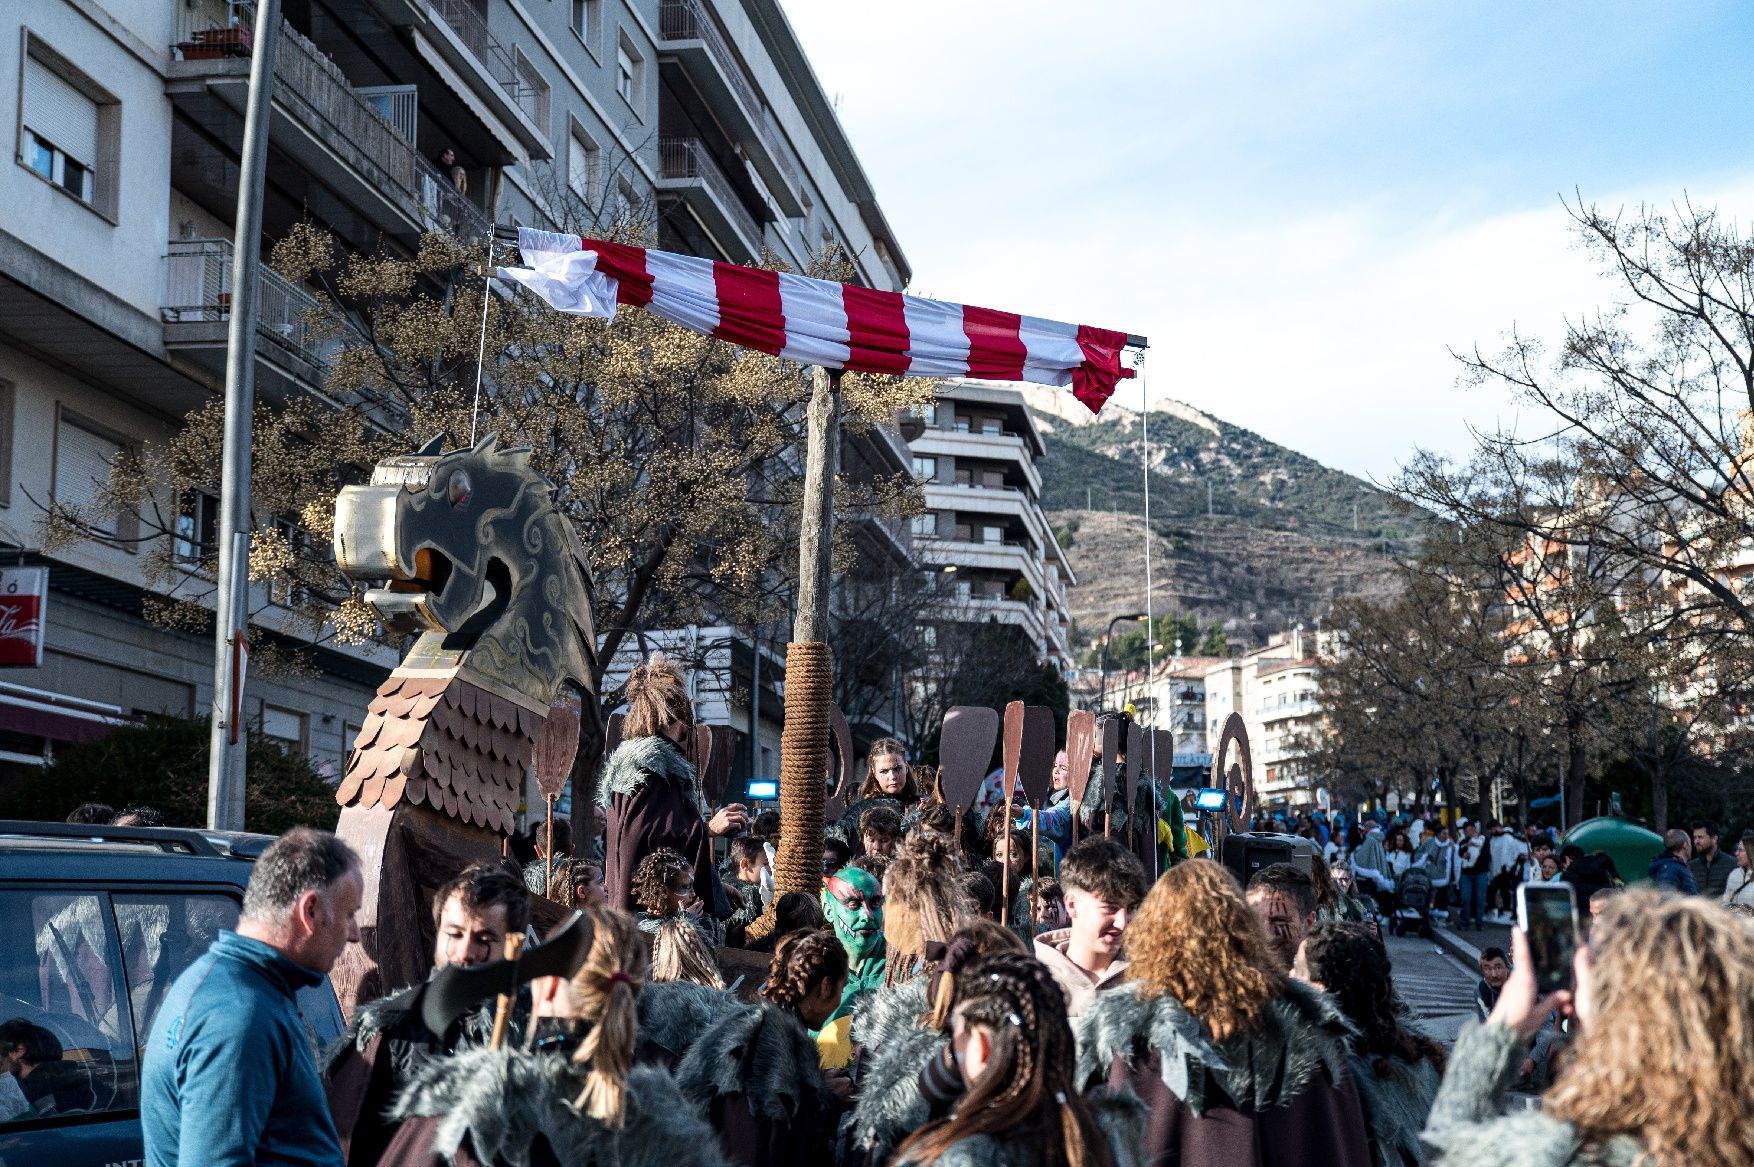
[414,153,492,239]
[658,0,803,216]
[169,10,436,247]
[659,137,764,260]
[163,239,339,396]
[1257,697,1322,723]
[415,0,552,160]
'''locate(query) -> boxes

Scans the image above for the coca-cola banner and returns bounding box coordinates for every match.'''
[0,567,47,668]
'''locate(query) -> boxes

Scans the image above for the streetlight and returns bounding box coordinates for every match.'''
[1098,612,1148,711]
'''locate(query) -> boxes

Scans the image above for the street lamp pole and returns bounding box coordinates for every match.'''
[1097,612,1148,712]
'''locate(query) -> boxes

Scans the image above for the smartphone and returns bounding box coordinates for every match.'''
[1517,882,1580,994]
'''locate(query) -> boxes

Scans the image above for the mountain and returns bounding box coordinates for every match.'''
[1019,387,1425,652]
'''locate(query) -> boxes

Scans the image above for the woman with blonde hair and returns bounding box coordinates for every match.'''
[1424,890,1754,1167]
[380,908,728,1167]
[601,653,746,921]
[1077,859,1371,1167]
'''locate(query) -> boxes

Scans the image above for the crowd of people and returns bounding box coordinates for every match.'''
[131,655,1754,1167]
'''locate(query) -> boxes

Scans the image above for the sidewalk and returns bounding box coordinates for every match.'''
[1428,913,1513,967]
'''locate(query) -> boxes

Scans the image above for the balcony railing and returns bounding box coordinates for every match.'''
[658,0,799,197]
[660,137,762,251]
[425,0,547,127]
[163,239,337,370]
[415,153,491,239]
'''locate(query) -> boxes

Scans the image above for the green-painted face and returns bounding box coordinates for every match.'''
[822,866,885,964]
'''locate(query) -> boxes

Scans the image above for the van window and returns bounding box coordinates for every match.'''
[112,893,239,1045]
[0,891,135,1123]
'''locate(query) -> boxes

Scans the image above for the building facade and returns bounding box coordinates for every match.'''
[907,379,1076,671]
[0,0,909,791]
[1202,627,1329,808]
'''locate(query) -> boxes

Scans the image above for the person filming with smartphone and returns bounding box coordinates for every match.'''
[1423,888,1754,1167]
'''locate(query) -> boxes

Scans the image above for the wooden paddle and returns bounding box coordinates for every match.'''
[1018,706,1056,918]
[1064,710,1096,845]
[533,687,582,898]
[1100,716,1123,837]
[1123,720,1143,850]
[998,701,1025,920]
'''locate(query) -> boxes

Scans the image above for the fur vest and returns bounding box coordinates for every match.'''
[1423,1022,1642,1167]
[894,1089,1148,1167]
[637,981,743,1063]
[598,736,697,806]
[675,1001,831,1122]
[1075,978,1354,1115]
[1349,1052,1441,1167]
[846,981,945,1159]
[387,1045,728,1167]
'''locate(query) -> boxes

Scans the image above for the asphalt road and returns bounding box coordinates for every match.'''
[1385,931,1481,1045]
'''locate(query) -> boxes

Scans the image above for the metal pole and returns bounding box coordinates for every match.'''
[206,0,280,832]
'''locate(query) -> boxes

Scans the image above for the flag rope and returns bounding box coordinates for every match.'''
[470,234,495,445]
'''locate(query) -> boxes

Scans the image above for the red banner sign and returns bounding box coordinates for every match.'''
[0,567,47,668]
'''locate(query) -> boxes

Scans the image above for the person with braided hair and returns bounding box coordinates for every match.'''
[675,929,850,1167]
[601,653,746,922]
[891,950,1143,1167]
[846,919,1026,1167]
[1295,923,1444,1167]
[377,907,728,1167]
[1075,860,1371,1167]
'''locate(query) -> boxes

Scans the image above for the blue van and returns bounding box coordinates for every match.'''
[0,821,344,1166]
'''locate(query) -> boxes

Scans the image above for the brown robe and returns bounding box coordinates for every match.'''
[602,736,728,918]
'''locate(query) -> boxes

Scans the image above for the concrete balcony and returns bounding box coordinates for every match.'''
[921,482,1058,569]
[162,239,339,399]
[659,137,764,261]
[911,428,1043,497]
[658,0,803,217]
[917,535,1052,613]
[169,16,439,247]
[1257,697,1321,723]
[415,0,552,160]
[957,595,1045,646]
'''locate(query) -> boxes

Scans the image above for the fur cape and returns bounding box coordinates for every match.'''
[387,1044,728,1167]
[598,736,697,807]
[894,1088,1148,1167]
[1422,1022,1642,1167]
[637,980,742,1062]
[674,1000,832,1122]
[846,981,945,1158]
[1349,1052,1441,1167]
[1075,978,1354,1116]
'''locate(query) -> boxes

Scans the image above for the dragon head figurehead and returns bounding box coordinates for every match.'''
[334,433,595,707]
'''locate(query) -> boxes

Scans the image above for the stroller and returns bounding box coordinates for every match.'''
[1388,866,1434,936]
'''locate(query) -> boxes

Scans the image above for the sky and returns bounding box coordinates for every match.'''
[781,0,1754,484]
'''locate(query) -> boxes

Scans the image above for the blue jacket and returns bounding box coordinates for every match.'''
[142,930,342,1167]
[1646,853,1699,894]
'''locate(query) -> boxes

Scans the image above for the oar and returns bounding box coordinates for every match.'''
[999,702,1024,924]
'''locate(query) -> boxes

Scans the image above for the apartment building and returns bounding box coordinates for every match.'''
[0,0,910,784]
[1138,653,1224,783]
[908,380,1076,671]
[1202,627,1329,807]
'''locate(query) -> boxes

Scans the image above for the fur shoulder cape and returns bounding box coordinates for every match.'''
[674,1000,830,1122]
[637,980,741,1061]
[598,736,696,807]
[846,1022,945,1154]
[900,1088,1148,1167]
[851,978,931,1052]
[1076,978,1353,1115]
[1423,1022,1643,1167]
[388,1045,728,1167]
[1348,1052,1441,1167]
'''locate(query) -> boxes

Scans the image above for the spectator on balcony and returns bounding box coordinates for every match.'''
[434,147,467,195]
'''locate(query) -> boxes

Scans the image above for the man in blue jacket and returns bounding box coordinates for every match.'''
[143,827,362,1167]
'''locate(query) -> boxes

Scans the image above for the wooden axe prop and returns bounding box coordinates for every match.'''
[1064,710,1096,845]
[1017,706,1057,916]
[1099,716,1123,838]
[999,701,1025,918]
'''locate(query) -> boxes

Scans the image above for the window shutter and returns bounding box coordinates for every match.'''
[24,55,98,168]
[56,418,121,535]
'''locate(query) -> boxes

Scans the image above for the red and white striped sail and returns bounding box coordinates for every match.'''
[497,228,1137,414]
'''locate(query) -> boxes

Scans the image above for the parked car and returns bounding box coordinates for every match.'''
[0,820,344,1166]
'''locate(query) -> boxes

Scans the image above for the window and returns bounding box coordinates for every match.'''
[613,179,637,224]
[615,36,642,108]
[53,413,129,540]
[262,705,308,754]
[910,513,937,538]
[266,517,308,606]
[173,492,218,565]
[982,526,1004,545]
[570,0,601,50]
[568,126,600,198]
[911,455,936,482]
[19,40,118,217]
[513,48,550,137]
[112,893,241,1048]
[955,415,971,434]
[355,85,417,144]
[0,890,136,1123]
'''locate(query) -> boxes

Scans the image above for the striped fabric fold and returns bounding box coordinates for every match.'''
[498,229,1137,414]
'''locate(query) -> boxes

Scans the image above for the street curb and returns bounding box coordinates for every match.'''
[1431,923,1481,967]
